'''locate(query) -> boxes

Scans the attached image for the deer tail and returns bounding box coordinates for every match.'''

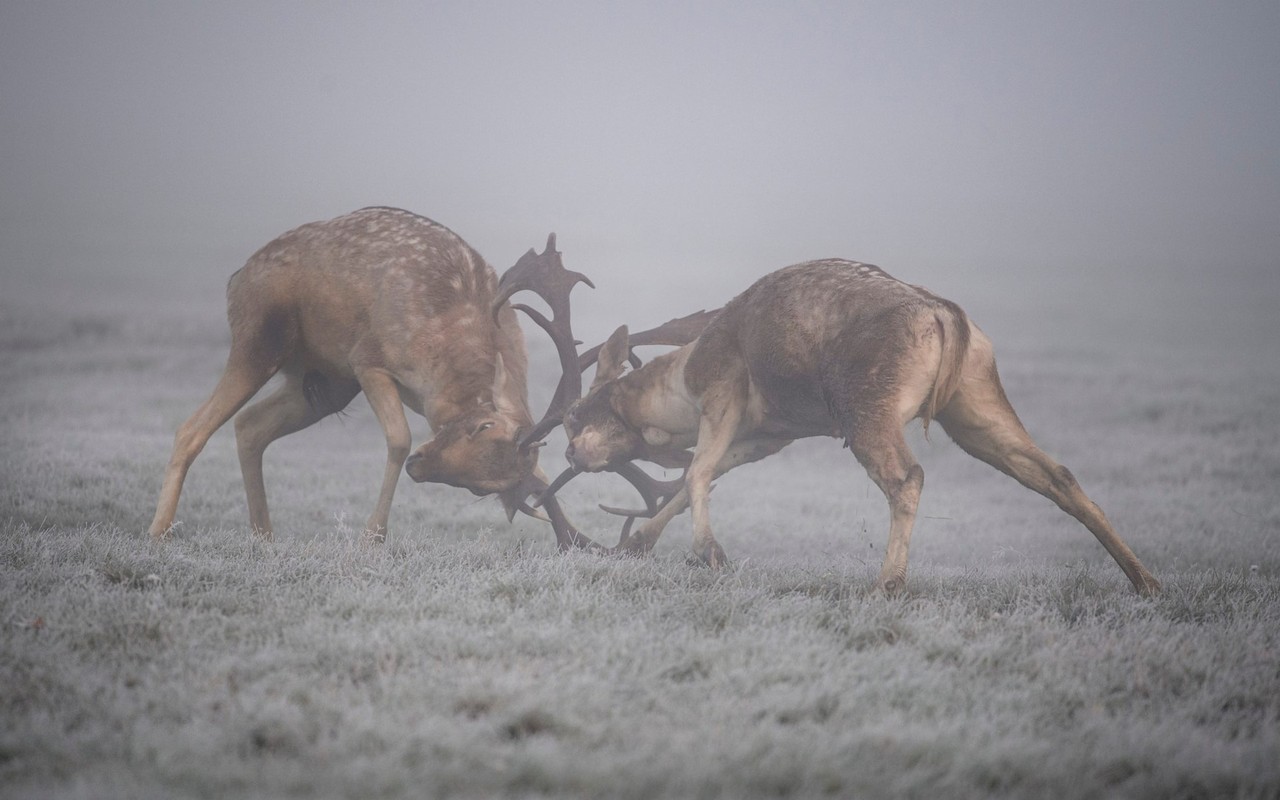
[921,300,970,435]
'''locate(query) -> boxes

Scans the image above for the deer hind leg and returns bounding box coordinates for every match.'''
[233,371,360,538]
[354,367,412,543]
[936,357,1160,595]
[148,353,277,538]
[847,420,924,595]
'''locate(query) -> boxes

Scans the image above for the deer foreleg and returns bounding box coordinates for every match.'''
[615,486,689,555]
[355,368,412,543]
[617,437,791,555]
[686,390,746,569]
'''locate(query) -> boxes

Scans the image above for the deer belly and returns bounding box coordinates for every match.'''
[748,373,834,437]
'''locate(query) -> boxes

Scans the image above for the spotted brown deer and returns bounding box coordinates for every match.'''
[148,207,595,548]
[543,259,1160,595]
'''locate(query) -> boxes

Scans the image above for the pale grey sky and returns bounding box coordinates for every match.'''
[2,1,1277,354]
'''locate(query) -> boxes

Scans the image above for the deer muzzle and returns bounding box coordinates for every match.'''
[564,437,612,473]
[403,450,437,483]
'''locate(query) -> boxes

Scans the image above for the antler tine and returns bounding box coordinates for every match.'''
[535,443,690,511]
[512,471,601,551]
[530,465,578,509]
[507,301,588,446]
[599,461,686,519]
[579,308,720,372]
[492,236,595,447]
[492,235,596,322]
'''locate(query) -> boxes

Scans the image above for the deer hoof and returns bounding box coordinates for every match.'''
[1136,575,1162,597]
[878,576,906,595]
[609,539,647,558]
[557,531,602,553]
[611,530,657,558]
[692,541,730,570]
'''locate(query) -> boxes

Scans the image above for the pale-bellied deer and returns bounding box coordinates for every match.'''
[544,259,1160,595]
[148,206,595,548]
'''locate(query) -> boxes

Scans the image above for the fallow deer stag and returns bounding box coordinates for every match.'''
[546,259,1161,596]
[148,206,595,548]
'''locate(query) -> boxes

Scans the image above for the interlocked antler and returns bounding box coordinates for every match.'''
[600,460,687,540]
[494,238,719,549]
[535,309,721,545]
[503,470,599,551]
[535,447,688,512]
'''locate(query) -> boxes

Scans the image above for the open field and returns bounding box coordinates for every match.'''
[2,300,1279,798]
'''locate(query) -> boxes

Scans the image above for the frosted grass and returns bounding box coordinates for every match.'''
[2,305,1278,798]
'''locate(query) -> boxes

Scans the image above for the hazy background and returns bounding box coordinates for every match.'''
[2,0,1278,362]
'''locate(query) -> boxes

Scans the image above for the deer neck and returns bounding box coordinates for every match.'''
[616,346,700,446]
[426,336,532,430]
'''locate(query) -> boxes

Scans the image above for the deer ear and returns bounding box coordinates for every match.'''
[490,354,522,419]
[591,325,630,390]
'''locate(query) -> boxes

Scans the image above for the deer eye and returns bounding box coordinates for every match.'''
[473,421,495,436]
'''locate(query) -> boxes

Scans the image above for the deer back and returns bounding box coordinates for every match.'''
[226,207,529,426]
[685,259,969,434]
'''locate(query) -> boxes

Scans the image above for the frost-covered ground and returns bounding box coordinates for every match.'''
[2,298,1278,799]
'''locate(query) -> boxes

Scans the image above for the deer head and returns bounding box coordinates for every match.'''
[406,232,601,549]
[400,233,591,519]
[532,310,720,542]
[404,352,540,495]
[562,325,646,472]
[559,309,721,472]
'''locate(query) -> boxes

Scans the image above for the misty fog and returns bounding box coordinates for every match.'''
[4,7,1280,795]
[2,1,1277,364]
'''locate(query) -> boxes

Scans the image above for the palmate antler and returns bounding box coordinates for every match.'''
[491,234,599,550]
[492,233,596,448]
